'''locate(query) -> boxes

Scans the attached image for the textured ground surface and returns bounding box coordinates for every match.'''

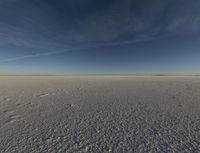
[0,76,200,153]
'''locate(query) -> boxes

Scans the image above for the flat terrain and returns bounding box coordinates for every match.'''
[0,76,200,153]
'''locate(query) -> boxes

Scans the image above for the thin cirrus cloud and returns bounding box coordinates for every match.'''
[1,0,200,48]
[0,51,66,63]
[0,35,157,63]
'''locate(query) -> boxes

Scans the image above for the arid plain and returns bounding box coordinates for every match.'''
[0,76,200,153]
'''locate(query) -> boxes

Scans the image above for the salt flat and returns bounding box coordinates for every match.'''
[0,76,200,153]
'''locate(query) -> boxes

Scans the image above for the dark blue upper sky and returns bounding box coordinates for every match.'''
[0,0,200,75]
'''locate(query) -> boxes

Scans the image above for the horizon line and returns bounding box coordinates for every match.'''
[0,74,200,77]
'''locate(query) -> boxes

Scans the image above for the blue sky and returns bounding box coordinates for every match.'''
[0,0,200,75]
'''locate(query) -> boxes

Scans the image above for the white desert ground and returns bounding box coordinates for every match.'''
[0,76,200,153]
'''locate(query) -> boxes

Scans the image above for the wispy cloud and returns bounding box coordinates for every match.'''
[0,46,89,63]
[0,35,157,63]
[0,50,66,63]
[0,34,158,63]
